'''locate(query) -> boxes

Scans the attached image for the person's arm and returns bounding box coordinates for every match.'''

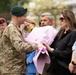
[69,51,75,73]
[7,26,38,53]
[43,31,76,59]
[69,42,76,73]
[43,42,54,53]
[53,31,76,59]
[71,41,76,63]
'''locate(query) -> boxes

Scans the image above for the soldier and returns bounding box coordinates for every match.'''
[0,6,42,75]
[0,18,7,51]
[0,18,8,75]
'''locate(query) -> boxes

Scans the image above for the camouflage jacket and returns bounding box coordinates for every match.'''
[0,31,3,49]
[0,22,37,74]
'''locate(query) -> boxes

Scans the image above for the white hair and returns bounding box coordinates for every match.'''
[40,12,54,20]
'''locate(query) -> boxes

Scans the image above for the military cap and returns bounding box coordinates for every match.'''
[0,18,5,24]
[11,6,27,17]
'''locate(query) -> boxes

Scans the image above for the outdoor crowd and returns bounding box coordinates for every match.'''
[0,5,76,75]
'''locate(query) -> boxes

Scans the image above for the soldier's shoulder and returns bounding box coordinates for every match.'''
[3,23,18,35]
[7,23,16,30]
[4,23,17,33]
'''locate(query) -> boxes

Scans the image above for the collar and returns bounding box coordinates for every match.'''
[64,29,71,34]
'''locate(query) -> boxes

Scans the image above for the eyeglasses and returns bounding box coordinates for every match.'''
[59,17,65,22]
[0,20,5,24]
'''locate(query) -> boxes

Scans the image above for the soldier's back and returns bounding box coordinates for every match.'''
[0,23,27,75]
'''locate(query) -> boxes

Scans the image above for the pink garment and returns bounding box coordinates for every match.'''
[33,46,50,74]
[24,26,58,74]
[25,26,58,45]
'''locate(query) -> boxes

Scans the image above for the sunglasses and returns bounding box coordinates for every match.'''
[0,20,5,24]
[59,17,65,22]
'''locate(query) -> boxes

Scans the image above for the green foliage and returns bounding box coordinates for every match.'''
[24,0,68,26]
[0,0,30,13]
[0,0,11,12]
[28,0,67,16]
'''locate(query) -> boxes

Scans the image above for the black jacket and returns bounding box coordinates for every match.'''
[50,30,76,68]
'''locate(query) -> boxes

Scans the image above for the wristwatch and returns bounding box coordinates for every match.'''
[71,61,76,66]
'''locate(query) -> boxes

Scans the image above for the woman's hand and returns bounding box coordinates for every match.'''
[42,42,51,50]
[73,68,76,74]
[69,63,74,73]
[42,42,54,53]
[69,62,76,73]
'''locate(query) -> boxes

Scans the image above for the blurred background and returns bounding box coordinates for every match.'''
[0,0,76,29]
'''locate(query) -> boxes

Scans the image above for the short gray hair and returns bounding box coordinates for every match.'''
[40,12,54,20]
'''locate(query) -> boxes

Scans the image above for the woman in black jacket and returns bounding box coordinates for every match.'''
[43,10,76,75]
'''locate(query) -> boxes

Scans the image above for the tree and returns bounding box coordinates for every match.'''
[27,0,67,16]
[0,0,30,19]
[25,0,67,27]
[0,0,31,13]
[0,0,11,12]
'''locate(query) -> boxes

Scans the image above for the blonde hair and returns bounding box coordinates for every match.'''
[25,18,36,26]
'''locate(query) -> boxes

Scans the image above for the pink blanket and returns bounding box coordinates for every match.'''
[24,26,58,74]
[24,26,57,45]
[33,46,50,74]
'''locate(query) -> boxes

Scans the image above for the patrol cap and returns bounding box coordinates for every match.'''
[0,18,5,24]
[11,6,27,17]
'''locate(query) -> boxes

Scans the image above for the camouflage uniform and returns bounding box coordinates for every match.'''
[0,22,37,75]
[0,31,3,64]
[0,31,3,49]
